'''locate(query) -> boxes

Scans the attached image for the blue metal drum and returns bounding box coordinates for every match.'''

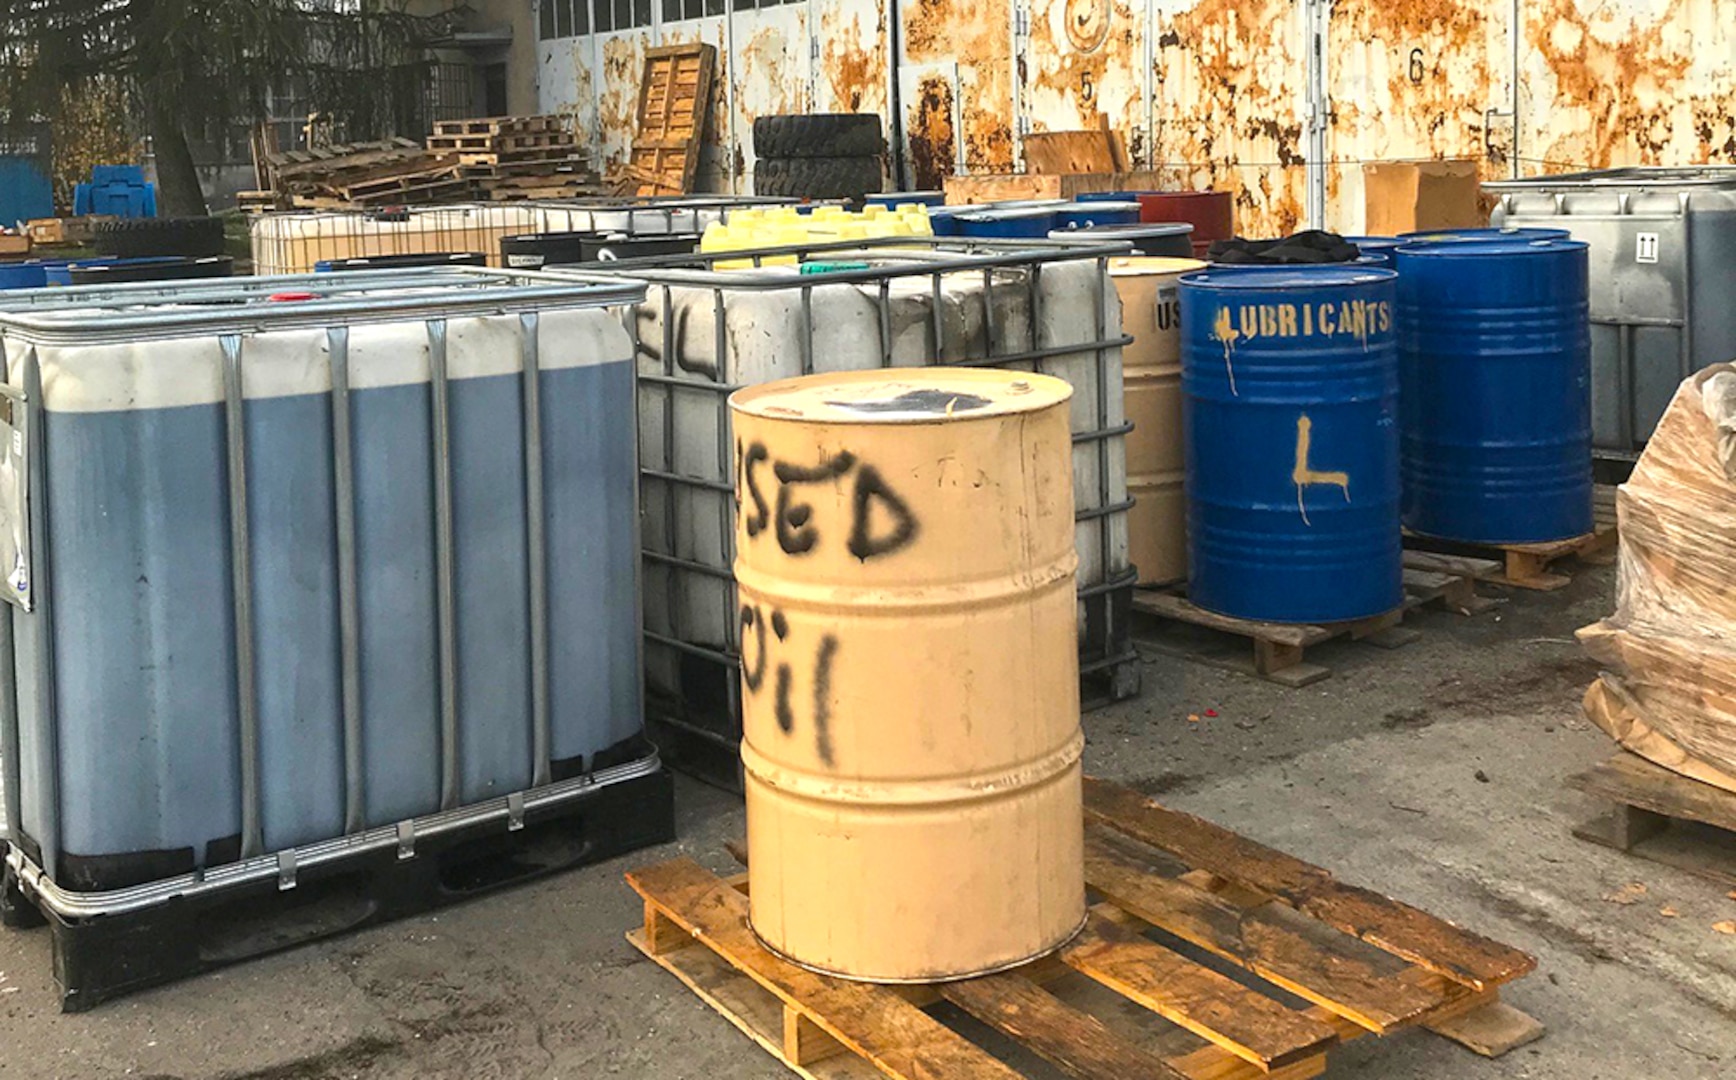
[953,207,1060,239]
[1394,236,1593,543]
[1398,227,1570,244]
[1344,236,1403,266]
[1054,201,1141,229]
[866,191,945,208]
[0,263,47,290]
[1179,266,1403,623]
[1077,190,1153,202]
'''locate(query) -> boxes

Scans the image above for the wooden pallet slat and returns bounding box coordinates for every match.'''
[1569,750,1736,887]
[627,858,1025,1080]
[939,973,1189,1080]
[1083,829,1443,1033]
[1061,911,1339,1070]
[1082,779,1537,992]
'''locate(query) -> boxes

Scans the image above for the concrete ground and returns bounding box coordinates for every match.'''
[3,562,1734,1079]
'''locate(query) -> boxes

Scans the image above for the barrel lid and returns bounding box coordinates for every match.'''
[956,207,1058,222]
[1178,266,1397,289]
[1108,256,1209,277]
[1395,236,1588,257]
[729,368,1072,425]
[1344,235,1402,248]
[1397,226,1571,243]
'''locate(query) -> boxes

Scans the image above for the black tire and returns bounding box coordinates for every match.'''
[754,156,884,201]
[93,216,227,259]
[753,114,885,159]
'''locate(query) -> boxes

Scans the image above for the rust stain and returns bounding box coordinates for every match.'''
[903,0,1013,170]
[1024,0,1144,137]
[1524,0,1736,170]
[598,34,653,172]
[908,75,958,190]
[820,5,888,114]
[1150,0,1307,236]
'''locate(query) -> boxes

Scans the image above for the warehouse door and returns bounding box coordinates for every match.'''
[1321,0,1515,231]
[1015,0,1148,166]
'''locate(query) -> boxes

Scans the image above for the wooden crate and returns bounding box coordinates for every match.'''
[1130,558,1495,687]
[626,778,1543,1080]
[0,235,31,259]
[1569,751,1736,889]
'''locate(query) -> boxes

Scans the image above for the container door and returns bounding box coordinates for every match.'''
[729,0,815,194]
[657,0,732,191]
[1147,0,1310,237]
[896,0,1016,185]
[1015,0,1149,167]
[1321,0,1515,231]
[812,0,892,118]
[538,2,602,169]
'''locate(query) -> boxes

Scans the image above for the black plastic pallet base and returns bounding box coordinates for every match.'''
[7,767,676,1012]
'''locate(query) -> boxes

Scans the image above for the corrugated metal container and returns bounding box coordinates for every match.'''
[1488,168,1736,463]
[1395,236,1594,544]
[1180,266,1402,623]
[0,268,662,903]
[548,237,1135,780]
[734,368,1085,982]
[1110,256,1207,585]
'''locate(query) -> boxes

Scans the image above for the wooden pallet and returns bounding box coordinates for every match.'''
[626,778,1543,1080]
[1404,486,1620,591]
[428,130,574,154]
[619,43,717,197]
[433,114,564,138]
[1129,562,1492,688]
[1568,751,1736,889]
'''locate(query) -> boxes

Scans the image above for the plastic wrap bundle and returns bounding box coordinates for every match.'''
[1578,363,1736,791]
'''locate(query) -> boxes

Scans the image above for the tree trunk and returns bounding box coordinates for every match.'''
[146,102,207,217]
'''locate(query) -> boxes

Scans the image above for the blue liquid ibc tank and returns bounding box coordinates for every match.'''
[0,274,653,891]
[1395,236,1594,544]
[1179,266,1403,623]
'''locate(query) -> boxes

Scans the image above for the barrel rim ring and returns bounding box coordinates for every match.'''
[746,910,1090,985]
[728,367,1074,425]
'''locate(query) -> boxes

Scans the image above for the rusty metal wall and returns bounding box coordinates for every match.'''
[537,0,1736,225]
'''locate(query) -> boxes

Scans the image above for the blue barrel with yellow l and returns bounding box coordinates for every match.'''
[1179,266,1403,623]
[1395,235,1593,543]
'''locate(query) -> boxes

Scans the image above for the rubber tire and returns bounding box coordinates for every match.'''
[93,217,227,259]
[754,156,885,201]
[753,114,885,159]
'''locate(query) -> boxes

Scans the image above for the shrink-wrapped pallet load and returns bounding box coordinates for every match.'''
[1578,363,1736,790]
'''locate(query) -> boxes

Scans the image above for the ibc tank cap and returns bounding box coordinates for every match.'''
[268,291,320,302]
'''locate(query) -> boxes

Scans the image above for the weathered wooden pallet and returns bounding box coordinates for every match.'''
[433,114,564,138]
[1404,486,1620,591]
[627,778,1543,1080]
[1569,751,1736,889]
[428,130,573,154]
[1129,563,1492,688]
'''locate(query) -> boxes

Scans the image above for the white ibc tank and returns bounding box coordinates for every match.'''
[569,246,1132,744]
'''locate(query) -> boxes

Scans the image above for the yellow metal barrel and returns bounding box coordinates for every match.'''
[1110,256,1207,586]
[731,368,1085,982]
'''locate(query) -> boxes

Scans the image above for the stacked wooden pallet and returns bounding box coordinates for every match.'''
[427,115,598,201]
[250,118,601,210]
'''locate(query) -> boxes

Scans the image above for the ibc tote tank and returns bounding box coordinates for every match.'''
[0,270,657,892]
[733,368,1086,982]
[1395,236,1594,543]
[1179,266,1403,623]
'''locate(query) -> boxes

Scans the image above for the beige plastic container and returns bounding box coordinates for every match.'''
[1110,257,1207,585]
[731,368,1086,982]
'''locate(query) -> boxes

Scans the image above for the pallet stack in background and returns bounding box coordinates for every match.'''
[246,115,599,211]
